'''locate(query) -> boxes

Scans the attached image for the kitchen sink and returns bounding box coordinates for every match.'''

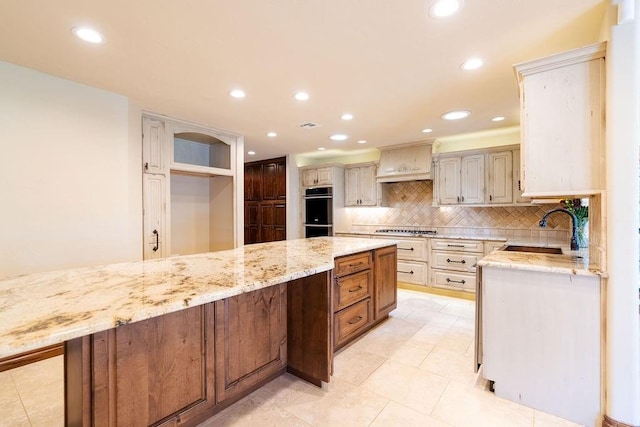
[502,245,563,254]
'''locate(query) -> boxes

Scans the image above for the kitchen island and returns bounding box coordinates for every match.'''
[0,237,398,426]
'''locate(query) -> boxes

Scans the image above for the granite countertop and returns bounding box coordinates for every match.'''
[0,237,395,359]
[478,248,604,277]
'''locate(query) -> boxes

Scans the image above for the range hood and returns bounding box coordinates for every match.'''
[376,142,433,183]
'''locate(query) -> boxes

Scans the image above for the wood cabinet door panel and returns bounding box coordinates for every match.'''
[437,157,461,204]
[374,246,398,320]
[359,165,377,206]
[334,298,372,349]
[335,251,373,277]
[214,284,287,403]
[344,167,359,206]
[142,117,166,175]
[86,305,215,427]
[460,154,485,204]
[487,151,513,204]
[262,162,277,200]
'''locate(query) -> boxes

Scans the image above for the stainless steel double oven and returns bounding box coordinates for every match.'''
[303,187,333,237]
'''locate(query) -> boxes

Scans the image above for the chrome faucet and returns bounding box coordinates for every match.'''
[539,208,579,251]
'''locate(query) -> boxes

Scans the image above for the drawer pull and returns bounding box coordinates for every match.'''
[447,244,465,248]
[398,270,414,275]
[348,315,363,325]
[348,262,364,268]
[398,247,414,251]
[446,278,466,285]
[348,285,363,293]
[446,258,466,264]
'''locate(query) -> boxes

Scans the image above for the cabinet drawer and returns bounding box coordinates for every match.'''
[397,261,428,285]
[432,270,476,292]
[432,251,479,272]
[334,270,372,311]
[334,299,372,348]
[335,251,373,277]
[395,239,428,261]
[431,239,483,253]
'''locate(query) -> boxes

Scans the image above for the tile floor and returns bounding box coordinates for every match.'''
[0,289,583,426]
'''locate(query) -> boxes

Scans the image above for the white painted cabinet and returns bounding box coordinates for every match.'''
[515,42,606,198]
[302,167,334,187]
[142,117,166,175]
[512,149,530,204]
[143,174,167,259]
[436,154,484,205]
[486,151,513,204]
[345,163,377,206]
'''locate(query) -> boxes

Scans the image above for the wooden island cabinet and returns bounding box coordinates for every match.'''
[64,245,396,427]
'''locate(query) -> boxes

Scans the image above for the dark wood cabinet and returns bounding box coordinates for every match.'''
[244,157,286,244]
[214,283,287,403]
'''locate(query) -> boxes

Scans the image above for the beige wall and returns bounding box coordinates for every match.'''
[0,61,142,278]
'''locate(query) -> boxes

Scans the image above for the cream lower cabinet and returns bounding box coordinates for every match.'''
[374,236,428,286]
[345,163,377,206]
[430,239,483,293]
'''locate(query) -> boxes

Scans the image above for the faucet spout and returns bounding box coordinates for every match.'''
[539,208,579,251]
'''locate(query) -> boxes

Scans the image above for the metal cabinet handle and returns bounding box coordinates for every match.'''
[461,195,465,202]
[152,229,159,252]
[348,316,363,325]
[348,285,363,293]
[144,162,149,171]
[489,195,493,201]
[447,244,464,248]
[446,278,466,285]
[446,258,466,264]
[398,247,414,251]
[398,270,414,275]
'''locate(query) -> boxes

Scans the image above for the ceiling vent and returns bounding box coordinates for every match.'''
[299,122,320,129]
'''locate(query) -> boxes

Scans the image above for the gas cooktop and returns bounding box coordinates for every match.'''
[374,229,437,236]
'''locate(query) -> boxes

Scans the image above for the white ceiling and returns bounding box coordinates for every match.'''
[0,0,606,161]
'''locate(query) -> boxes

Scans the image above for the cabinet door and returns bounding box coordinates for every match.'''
[260,203,275,242]
[143,174,166,259]
[142,117,166,175]
[275,160,287,199]
[438,157,461,205]
[374,246,398,320]
[301,169,318,187]
[262,162,278,200]
[215,284,287,403]
[244,163,263,201]
[76,305,216,427]
[461,154,485,204]
[359,165,377,206]
[244,202,260,244]
[344,167,360,206]
[512,149,531,204]
[487,151,513,204]
[273,203,286,241]
[520,54,605,196]
[315,167,333,185]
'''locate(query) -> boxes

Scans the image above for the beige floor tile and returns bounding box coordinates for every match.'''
[333,345,387,385]
[284,377,389,426]
[365,316,422,339]
[370,401,453,427]
[198,402,310,427]
[435,329,474,353]
[410,324,451,346]
[418,346,479,385]
[432,379,535,427]
[533,410,584,426]
[10,355,63,389]
[0,370,30,426]
[360,359,449,415]
[405,309,459,329]
[440,299,475,318]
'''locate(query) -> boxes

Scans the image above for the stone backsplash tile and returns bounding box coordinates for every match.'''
[350,181,570,239]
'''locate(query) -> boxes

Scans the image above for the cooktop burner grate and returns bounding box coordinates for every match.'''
[374,229,437,235]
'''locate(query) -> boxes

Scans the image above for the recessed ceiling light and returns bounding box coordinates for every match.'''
[422,128,433,133]
[441,110,471,120]
[318,147,326,151]
[358,140,367,144]
[330,134,348,141]
[491,116,505,122]
[230,89,246,98]
[267,132,277,137]
[341,113,354,120]
[461,57,483,70]
[429,0,463,18]
[72,27,104,44]
[247,151,256,155]
[294,92,309,101]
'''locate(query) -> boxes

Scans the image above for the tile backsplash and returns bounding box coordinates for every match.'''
[348,181,570,241]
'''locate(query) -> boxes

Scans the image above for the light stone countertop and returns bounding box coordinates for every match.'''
[0,237,396,359]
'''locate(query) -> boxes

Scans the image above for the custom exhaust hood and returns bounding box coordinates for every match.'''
[376,141,433,183]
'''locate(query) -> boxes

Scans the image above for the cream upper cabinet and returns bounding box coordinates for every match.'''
[142,117,166,175]
[345,163,377,206]
[460,154,485,204]
[437,154,484,205]
[514,42,606,198]
[512,149,531,204]
[302,167,334,187]
[486,151,513,204]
